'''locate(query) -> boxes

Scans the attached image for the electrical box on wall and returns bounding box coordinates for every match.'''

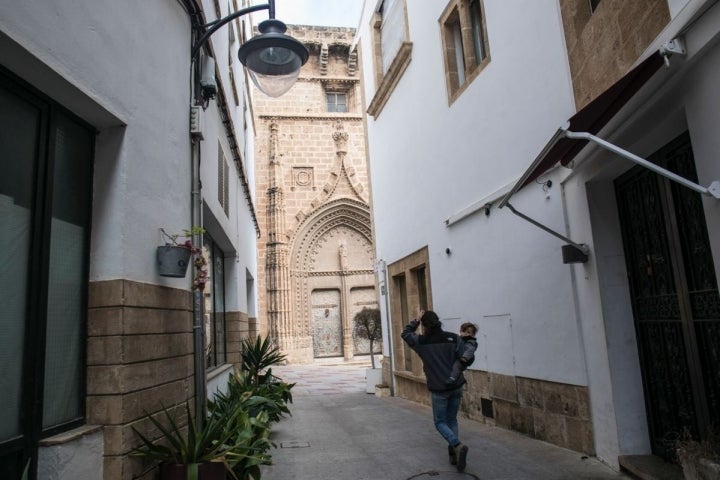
[190,106,203,139]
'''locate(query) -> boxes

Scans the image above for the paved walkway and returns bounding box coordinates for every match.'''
[261,362,631,480]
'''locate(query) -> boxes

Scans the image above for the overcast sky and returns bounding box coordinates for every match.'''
[272,0,365,28]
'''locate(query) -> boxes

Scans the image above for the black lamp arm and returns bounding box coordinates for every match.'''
[191,0,275,60]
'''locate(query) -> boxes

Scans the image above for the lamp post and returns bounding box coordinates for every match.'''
[189,0,307,427]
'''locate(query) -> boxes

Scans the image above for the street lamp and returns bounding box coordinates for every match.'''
[238,19,308,97]
[191,0,308,97]
[188,0,307,428]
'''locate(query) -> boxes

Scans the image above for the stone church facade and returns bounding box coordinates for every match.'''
[252,26,378,364]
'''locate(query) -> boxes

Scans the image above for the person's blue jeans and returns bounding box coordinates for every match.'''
[431,386,463,446]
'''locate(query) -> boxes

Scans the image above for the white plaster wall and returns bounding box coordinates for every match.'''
[358,1,585,385]
[0,0,195,288]
[669,0,690,18]
[684,26,720,280]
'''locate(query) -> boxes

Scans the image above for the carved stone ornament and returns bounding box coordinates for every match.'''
[332,122,348,154]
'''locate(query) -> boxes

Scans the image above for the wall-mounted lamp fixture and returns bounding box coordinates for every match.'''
[191,0,308,99]
[238,19,309,97]
[541,179,552,199]
[562,244,589,264]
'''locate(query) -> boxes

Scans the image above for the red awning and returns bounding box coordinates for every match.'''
[505,52,665,197]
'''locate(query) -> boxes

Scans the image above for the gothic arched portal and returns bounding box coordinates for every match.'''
[285,198,377,363]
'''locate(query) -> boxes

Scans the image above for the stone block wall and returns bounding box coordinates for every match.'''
[225,310,257,368]
[87,279,194,480]
[559,0,670,109]
[392,368,594,455]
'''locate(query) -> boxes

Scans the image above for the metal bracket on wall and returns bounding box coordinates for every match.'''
[504,203,590,264]
[563,129,720,199]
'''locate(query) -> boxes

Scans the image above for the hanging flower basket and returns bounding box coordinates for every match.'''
[156,227,207,285]
[157,245,192,278]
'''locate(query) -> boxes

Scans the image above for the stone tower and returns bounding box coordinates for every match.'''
[253,25,377,364]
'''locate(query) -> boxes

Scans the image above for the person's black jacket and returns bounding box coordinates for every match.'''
[401,319,466,392]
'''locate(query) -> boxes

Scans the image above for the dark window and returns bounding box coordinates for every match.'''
[0,67,94,477]
[470,0,487,64]
[217,144,229,217]
[203,235,227,369]
[326,92,347,113]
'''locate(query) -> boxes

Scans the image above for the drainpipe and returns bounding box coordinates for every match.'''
[190,137,206,427]
[377,259,396,395]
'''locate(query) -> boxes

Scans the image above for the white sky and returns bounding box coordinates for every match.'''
[271,0,365,28]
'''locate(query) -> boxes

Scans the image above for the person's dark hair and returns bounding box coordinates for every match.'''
[460,322,478,336]
[420,310,442,330]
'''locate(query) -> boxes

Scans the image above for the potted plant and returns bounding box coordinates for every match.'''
[353,307,383,393]
[675,428,720,480]
[157,227,208,289]
[132,335,294,480]
[132,400,267,480]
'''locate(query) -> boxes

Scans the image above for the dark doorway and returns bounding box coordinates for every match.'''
[615,132,720,459]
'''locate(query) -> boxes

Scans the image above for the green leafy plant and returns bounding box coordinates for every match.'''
[353,307,382,369]
[240,336,287,385]
[132,335,295,480]
[131,401,265,479]
[211,370,293,426]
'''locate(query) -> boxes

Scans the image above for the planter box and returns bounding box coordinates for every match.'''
[365,368,383,394]
[375,385,391,398]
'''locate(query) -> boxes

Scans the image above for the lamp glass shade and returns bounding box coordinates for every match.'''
[237,19,308,97]
[247,70,301,98]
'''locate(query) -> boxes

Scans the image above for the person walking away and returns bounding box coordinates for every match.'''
[447,322,478,384]
[401,310,469,472]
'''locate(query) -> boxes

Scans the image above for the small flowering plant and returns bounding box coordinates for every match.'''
[160,226,209,291]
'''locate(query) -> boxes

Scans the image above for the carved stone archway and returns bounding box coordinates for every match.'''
[283,199,375,363]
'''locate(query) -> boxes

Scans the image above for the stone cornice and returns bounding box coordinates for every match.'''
[292,269,375,277]
[259,114,363,122]
[297,77,360,84]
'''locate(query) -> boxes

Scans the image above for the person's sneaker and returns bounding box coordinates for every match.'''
[448,444,457,465]
[454,443,468,472]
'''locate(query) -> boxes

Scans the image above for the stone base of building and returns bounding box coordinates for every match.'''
[280,335,315,364]
[87,279,255,480]
[393,367,594,455]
